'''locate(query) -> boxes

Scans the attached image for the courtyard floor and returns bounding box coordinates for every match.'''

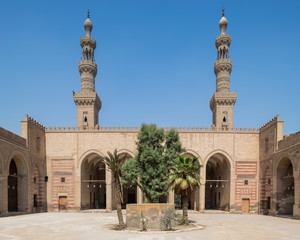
[0,211,299,240]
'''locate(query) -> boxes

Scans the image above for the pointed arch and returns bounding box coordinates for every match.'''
[183,149,203,165]
[204,149,234,168]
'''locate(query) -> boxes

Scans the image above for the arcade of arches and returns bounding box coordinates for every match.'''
[80,152,137,210]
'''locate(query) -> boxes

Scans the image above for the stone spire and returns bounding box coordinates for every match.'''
[73,10,102,129]
[210,8,237,130]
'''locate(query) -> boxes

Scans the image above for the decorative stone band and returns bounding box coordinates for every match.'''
[215,34,231,48]
[216,76,230,92]
[214,59,232,74]
[73,92,101,110]
[80,36,96,49]
[81,78,95,92]
[210,92,237,110]
[45,125,259,133]
[78,61,97,77]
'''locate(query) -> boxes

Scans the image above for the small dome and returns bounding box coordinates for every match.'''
[84,17,93,36]
[219,16,228,28]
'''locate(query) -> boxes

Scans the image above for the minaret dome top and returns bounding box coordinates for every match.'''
[84,9,93,37]
[219,7,228,35]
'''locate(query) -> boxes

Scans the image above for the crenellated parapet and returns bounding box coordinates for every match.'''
[45,125,259,134]
[25,114,45,130]
[259,115,280,132]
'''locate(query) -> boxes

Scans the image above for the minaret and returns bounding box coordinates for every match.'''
[210,8,237,130]
[73,10,101,129]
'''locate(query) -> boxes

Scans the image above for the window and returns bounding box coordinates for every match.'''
[268,179,271,184]
[34,177,37,184]
[36,137,40,151]
[265,138,268,153]
[61,177,65,183]
[244,180,248,185]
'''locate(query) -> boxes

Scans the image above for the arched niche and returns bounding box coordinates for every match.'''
[276,157,294,215]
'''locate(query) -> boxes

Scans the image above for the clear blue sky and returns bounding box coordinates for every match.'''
[0,0,299,136]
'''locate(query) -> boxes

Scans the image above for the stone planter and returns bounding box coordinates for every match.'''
[126,203,175,231]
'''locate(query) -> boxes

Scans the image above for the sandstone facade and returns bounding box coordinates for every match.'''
[0,10,299,217]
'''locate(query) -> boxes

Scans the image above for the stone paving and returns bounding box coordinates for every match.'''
[0,211,299,240]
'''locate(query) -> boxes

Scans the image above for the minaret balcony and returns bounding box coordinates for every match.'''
[215,34,231,48]
[79,60,97,77]
[80,36,96,49]
[214,59,232,74]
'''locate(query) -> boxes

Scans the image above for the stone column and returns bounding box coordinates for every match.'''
[0,174,8,214]
[199,180,205,212]
[105,167,112,212]
[293,171,300,217]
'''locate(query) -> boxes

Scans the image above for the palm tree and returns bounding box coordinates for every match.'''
[168,156,202,224]
[103,149,128,229]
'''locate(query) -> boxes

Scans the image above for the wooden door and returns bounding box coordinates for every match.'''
[242,198,250,213]
[59,196,67,211]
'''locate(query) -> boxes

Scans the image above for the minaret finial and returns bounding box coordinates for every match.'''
[88,8,90,19]
[222,7,225,17]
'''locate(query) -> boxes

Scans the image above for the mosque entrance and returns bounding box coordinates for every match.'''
[7,156,28,212]
[205,154,230,211]
[276,157,294,215]
[8,160,18,212]
[81,154,106,209]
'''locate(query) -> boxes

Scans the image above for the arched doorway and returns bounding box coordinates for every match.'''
[261,165,272,212]
[118,152,137,209]
[8,160,18,211]
[205,154,230,211]
[276,157,294,215]
[81,153,106,209]
[8,156,28,212]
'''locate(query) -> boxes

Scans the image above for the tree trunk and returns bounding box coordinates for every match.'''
[114,176,125,229]
[182,192,189,223]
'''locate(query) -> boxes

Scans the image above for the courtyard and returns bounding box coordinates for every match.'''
[0,212,299,240]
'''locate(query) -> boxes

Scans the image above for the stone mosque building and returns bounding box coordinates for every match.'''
[0,10,299,217]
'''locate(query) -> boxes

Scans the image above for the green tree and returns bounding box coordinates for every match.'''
[103,149,126,229]
[168,156,202,224]
[164,128,185,166]
[136,124,169,203]
[121,124,185,203]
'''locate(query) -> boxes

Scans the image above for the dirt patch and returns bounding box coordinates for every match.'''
[103,222,205,233]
